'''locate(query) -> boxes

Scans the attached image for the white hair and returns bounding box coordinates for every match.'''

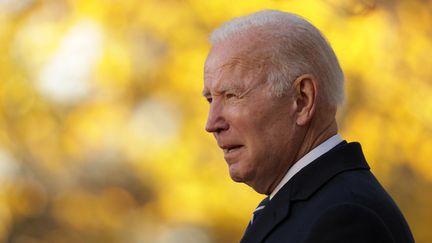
[210,10,344,106]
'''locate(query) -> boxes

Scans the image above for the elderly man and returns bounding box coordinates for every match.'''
[202,10,414,243]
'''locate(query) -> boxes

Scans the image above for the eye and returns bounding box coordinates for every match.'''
[206,97,213,103]
[226,93,236,99]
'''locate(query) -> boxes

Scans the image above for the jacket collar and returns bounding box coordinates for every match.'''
[240,142,370,243]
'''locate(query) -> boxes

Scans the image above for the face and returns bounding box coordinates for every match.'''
[203,36,303,194]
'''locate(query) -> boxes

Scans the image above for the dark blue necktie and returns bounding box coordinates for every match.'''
[245,197,270,233]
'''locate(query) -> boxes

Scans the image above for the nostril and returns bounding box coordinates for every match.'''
[214,127,224,134]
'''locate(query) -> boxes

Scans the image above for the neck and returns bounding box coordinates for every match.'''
[261,118,338,195]
[294,117,338,165]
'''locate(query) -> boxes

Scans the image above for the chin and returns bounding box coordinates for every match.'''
[228,163,258,187]
[229,170,246,183]
[233,176,267,194]
[228,165,269,194]
[230,176,244,183]
[228,164,247,182]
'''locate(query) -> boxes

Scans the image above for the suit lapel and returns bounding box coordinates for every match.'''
[289,142,369,201]
[240,142,370,243]
[240,181,293,243]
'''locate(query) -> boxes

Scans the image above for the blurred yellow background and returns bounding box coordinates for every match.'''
[0,0,431,242]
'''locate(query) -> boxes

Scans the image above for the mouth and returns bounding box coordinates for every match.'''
[221,145,244,154]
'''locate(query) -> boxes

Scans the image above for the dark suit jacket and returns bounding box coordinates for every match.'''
[241,142,414,243]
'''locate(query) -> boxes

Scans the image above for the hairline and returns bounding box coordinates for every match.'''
[208,10,345,107]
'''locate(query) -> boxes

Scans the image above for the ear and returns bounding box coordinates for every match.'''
[292,74,317,126]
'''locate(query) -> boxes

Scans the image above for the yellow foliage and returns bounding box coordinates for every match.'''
[0,0,431,242]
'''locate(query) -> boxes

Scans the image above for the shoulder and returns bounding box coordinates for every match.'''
[298,171,414,243]
[304,203,395,243]
[313,169,389,204]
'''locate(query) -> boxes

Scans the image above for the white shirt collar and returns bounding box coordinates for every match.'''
[269,134,343,200]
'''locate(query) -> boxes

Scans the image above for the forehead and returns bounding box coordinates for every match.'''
[203,37,269,94]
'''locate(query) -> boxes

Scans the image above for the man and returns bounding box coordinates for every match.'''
[202,10,414,243]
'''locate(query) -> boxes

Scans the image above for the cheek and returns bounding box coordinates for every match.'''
[246,118,296,163]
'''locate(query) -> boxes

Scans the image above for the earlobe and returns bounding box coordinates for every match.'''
[292,74,317,126]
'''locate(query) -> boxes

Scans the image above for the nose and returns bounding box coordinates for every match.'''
[205,100,229,134]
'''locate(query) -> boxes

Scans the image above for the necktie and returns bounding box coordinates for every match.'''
[250,197,269,224]
[244,196,270,234]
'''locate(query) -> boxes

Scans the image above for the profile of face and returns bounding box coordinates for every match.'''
[203,35,304,194]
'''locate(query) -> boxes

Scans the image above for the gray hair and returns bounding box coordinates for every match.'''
[210,10,344,106]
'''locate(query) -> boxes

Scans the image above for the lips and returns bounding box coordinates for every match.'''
[220,144,244,154]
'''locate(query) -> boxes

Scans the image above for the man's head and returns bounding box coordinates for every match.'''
[203,10,344,194]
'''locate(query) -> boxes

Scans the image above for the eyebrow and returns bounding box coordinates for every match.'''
[202,54,263,98]
[202,80,245,97]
